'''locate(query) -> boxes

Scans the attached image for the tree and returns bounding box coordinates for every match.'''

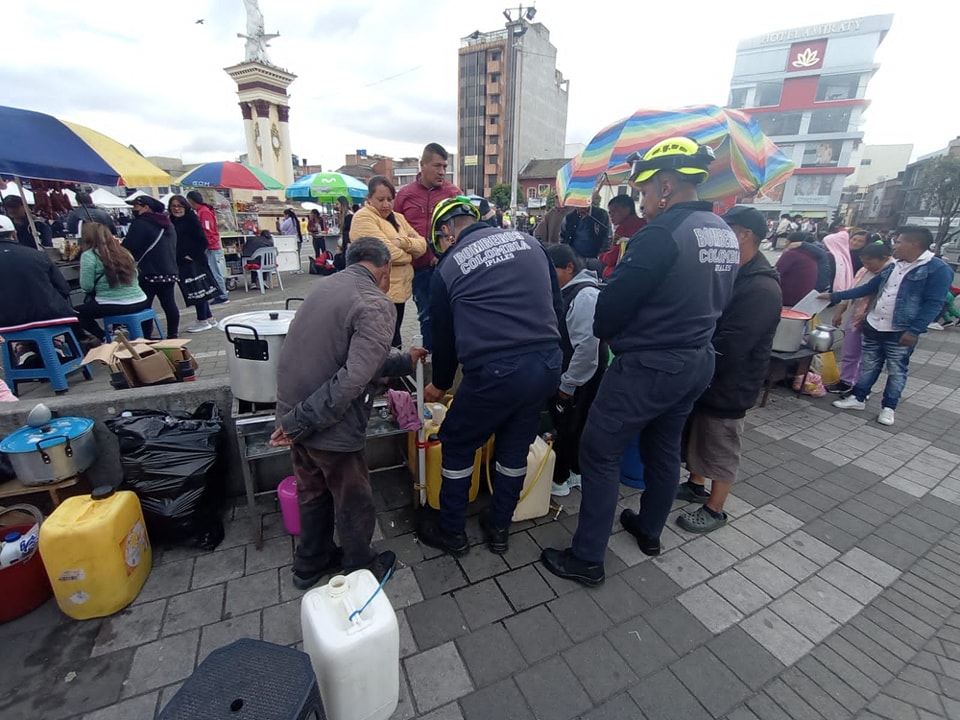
[489,183,521,210]
[918,156,960,253]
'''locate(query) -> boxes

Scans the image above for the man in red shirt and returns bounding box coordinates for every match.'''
[598,195,645,279]
[394,143,461,350]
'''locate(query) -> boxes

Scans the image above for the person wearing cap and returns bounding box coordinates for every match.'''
[1,195,52,248]
[394,143,462,352]
[541,137,738,586]
[673,205,781,534]
[65,191,117,237]
[0,214,75,329]
[416,196,562,557]
[122,196,180,338]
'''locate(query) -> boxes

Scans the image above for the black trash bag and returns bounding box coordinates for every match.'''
[106,402,226,550]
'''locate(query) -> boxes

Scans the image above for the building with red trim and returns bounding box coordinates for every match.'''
[728,14,893,219]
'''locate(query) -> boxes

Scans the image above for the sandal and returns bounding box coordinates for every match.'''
[677,506,728,534]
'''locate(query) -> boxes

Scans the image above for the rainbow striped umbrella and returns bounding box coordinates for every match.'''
[0,105,170,186]
[556,105,794,207]
[177,161,284,191]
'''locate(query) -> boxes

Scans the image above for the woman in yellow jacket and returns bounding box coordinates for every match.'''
[350,175,427,346]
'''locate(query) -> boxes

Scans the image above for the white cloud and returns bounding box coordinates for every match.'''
[1,0,954,180]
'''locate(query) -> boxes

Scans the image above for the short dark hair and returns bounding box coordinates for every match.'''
[860,242,892,261]
[608,195,636,215]
[347,237,392,267]
[781,213,790,219]
[367,175,396,199]
[546,243,583,273]
[787,231,814,244]
[422,143,448,162]
[75,191,93,206]
[896,225,934,248]
[2,195,23,209]
[849,227,868,238]
[186,190,206,206]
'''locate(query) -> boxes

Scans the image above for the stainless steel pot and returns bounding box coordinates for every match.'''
[219,302,300,403]
[771,310,813,353]
[0,415,98,486]
[808,324,843,353]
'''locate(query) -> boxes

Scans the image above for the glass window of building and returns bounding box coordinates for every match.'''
[728,88,747,109]
[491,51,501,61]
[808,108,853,133]
[756,112,803,136]
[816,74,861,101]
[489,116,499,125]
[794,174,836,200]
[820,34,882,69]
[489,134,499,144]
[489,155,498,165]
[753,81,783,107]
[802,140,842,167]
[487,174,497,187]
[733,47,790,76]
[490,94,501,105]
[527,188,537,199]
[490,73,500,84]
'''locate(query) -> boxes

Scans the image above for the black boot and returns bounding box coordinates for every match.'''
[620,509,661,556]
[480,512,509,554]
[540,547,605,587]
[416,514,469,557]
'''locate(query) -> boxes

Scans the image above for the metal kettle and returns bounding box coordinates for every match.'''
[807,324,842,353]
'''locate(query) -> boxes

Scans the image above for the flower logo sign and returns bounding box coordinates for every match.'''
[786,39,826,72]
[792,47,820,68]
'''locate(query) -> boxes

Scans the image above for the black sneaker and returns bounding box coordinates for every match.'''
[826,381,852,395]
[364,550,397,584]
[292,546,344,591]
[675,481,709,504]
[416,516,470,557]
[619,509,662,556]
[480,512,509,554]
[540,547,605,587]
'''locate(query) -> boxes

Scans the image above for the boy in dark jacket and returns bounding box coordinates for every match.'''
[675,206,782,533]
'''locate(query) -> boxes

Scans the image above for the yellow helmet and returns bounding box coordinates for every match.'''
[627,137,714,185]
[430,196,481,255]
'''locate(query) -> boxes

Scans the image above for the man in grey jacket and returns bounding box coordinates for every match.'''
[270,237,426,590]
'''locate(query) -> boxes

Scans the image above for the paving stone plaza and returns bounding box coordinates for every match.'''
[5,270,960,719]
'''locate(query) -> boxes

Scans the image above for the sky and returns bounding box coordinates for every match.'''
[2,0,956,177]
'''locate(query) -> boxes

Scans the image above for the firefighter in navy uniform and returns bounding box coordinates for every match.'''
[541,137,740,586]
[416,197,563,556]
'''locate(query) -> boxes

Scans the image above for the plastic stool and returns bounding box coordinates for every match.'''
[101,308,165,341]
[158,639,327,720]
[0,319,92,395]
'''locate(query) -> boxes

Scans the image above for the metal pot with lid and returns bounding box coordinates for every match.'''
[219,299,302,403]
[0,405,98,486]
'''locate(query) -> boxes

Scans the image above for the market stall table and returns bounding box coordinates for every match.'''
[0,474,86,508]
[761,347,818,407]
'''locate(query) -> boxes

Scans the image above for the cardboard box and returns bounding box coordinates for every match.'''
[82,337,197,388]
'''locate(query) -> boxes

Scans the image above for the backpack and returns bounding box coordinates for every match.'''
[310,250,337,276]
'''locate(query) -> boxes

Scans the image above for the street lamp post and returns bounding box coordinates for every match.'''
[503,4,536,224]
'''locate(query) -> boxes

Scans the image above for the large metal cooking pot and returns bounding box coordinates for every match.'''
[0,416,98,486]
[219,301,300,403]
[771,309,813,353]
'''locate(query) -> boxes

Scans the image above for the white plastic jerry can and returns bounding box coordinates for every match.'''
[300,569,400,720]
[512,435,556,522]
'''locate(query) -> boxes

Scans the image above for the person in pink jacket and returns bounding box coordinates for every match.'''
[824,230,854,292]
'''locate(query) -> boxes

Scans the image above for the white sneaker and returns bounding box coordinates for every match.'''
[928,322,945,331]
[877,407,895,426]
[567,473,582,490]
[551,480,571,497]
[833,396,866,410]
[186,322,212,333]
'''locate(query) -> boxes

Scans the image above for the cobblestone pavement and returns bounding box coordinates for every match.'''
[5,269,960,718]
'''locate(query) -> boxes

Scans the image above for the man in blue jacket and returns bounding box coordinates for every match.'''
[541,137,738,586]
[417,197,562,557]
[828,226,952,426]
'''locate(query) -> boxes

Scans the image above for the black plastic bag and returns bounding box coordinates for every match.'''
[106,402,225,550]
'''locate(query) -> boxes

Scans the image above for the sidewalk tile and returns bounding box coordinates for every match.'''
[840,547,901,586]
[608,530,654,567]
[708,569,772,615]
[736,556,797,598]
[414,555,469,599]
[224,569,279,618]
[795,576,862,623]
[191,546,245,589]
[765,677,827,720]
[606,615,677,679]
[818,560,883,604]
[802,518,859,552]
[456,623,526,688]
[629,667,712,720]
[581,693,641,720]
[644,599,712,655]
[795,655,867,712]
[835,625,905,675]
[706,525,763,560]
[621,562,683,605]
[678,584,743,634]
[419,703,464,720]
[504,605,572,664]
[456,548,509,584]
[82,693,158,720]
[405,642,474,714]
[406,595,469,650]
[123,630,199,697]
[198,611,261,664]
[816,642,886,696]
[761,542,819,581]
[671,646,750,717]
[454,579,513,630]
[497,565,556,611]
[732,513,785,546]
[460,678,532,720]
[770,590,840,643]
[741,608,814,666]
[387,566,424,610]
[515,655,592,720]
[548,589,612,643]
[134,559,193,604]
[244,536,294,574]
[654,549,711,589]
[501,531,543,568]
[708,625,784,690]
[563,635,638,703]
[785,530,841,565]
[684,537,739,574]
[92,599,165,656]
[781,665,851,719]
[261,598,301,646]
[589,574,648,624]
[754,505,805,533]
[162,585,224,636]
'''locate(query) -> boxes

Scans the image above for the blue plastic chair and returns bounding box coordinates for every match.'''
[101,308,165,342]
[0,319,92,395]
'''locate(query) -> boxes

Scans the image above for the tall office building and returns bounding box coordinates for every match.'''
[728,14,893,218]
[458,17,568,197]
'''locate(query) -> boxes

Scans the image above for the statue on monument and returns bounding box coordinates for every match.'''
[239,0,279,64]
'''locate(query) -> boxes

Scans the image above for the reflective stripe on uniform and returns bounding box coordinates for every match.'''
[495,462,527,478]
[442,465,476,480]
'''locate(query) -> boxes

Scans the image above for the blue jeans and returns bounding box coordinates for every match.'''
[572,345,715,563]
[205,248,228,300]
[412,267,433,351]
[851,324,915,410]
[437,348,561,533]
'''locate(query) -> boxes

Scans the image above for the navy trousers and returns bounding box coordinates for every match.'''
[572,346,715,564]
[438,348,561,534]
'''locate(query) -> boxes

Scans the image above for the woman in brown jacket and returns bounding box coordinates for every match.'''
[350,175,426,347]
